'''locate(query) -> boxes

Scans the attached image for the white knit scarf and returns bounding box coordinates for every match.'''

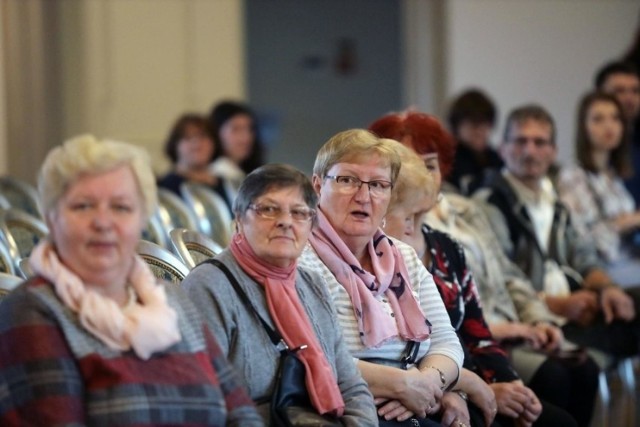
[29,241,181,359]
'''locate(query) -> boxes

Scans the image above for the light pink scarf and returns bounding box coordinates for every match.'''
[308,208,431,348]
[29,241,181,360]
[230,234,345,417]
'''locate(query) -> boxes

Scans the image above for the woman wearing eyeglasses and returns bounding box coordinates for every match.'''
[298,130,463,427]
[181,163,377,426]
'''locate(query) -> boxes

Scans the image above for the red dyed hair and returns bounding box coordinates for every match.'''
[368,111,457,178]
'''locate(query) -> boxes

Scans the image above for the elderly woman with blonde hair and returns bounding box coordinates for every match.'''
[298,129,464,427]
[0,135,261,426]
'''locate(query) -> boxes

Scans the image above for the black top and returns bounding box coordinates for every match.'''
[447,143,503,196]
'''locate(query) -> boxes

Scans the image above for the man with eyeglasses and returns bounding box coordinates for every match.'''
[475,104,640,362]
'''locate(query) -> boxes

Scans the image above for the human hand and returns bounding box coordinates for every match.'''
[463,371,497,426]
[518,385,542,425]
[532,322,563,352]
[489,381,538,421]
[547,291,598,326]
[374,398,415,422]
[601,287,635,323]
[397,367,444,418]
[440,392,471,427]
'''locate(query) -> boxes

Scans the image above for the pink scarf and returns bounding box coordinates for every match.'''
[229,234,345,417]
[29,241,181,360]
[308,208,431,348]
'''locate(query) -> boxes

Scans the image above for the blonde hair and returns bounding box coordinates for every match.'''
[313,129,401,183]
[386,138,438,211]
[38,134,157,220]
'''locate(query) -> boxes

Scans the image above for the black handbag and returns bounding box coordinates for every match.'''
[208,259,342,427]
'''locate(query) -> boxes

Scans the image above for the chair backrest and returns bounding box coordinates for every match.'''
[180,183,233,247]
[16,257,34,279]
[0,208,48,272]
[136,239,190,285]
[0,240,15,275]
[169,228,224,269]
[0,272,22,302]
[141,209,170,248]
[0,176,41,218]
[157,188,198,231]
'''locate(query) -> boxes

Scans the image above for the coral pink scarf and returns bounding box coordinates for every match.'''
[29,241,181,360]
[229,233,345,417]
[309,208,431,348]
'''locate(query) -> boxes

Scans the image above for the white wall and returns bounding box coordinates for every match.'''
[445,0,639,164]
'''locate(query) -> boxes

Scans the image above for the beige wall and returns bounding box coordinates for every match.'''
[62,0,246,174]
[2,0,245,181]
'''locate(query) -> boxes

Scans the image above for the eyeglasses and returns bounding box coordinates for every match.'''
[508,136,553,148]
[324,175,393,197]
[248,203,316,222]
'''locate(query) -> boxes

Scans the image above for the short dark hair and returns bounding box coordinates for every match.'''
[503,104,556,145]
[447,89,497,134]
[234,163,317,221]
[575,91,631,178]
[594,61,639,89]
[164,113,214,164]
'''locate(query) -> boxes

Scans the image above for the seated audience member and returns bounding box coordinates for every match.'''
[0,135,260,426]
[557,91,640,286]
[157,113,233,213]
[208,100,265,199]
[299,129,465,426]
[445,89,503,195]
[371,114,594,427]
[181,164,377,425]
[476,104,640,361]
[594,61,640,204]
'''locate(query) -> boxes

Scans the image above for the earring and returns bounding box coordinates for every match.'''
[381,217,387,228]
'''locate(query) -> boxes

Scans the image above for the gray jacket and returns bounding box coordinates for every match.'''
[474,173,603,292]
[426,193,557,325]
[181,249,377,426]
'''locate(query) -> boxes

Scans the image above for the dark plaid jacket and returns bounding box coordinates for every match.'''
[0,277,262,426]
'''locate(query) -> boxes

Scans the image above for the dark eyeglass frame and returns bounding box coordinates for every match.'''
[324,175,394,195]
[248,203,316,222]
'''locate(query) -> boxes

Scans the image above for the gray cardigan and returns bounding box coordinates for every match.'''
[182,249,377,426]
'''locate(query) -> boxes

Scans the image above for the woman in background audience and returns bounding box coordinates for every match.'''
[556,91,640,286]
[370,112,598,427]
[209,100,265,198]
[182,164,376,425]
[157,113,233,213]
[299,129,464,427]
[0,134,260,426]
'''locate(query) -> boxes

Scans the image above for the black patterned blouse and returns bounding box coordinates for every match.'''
[422,224,519,383]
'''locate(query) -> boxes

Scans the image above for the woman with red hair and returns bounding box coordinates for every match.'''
[370,111,598,427]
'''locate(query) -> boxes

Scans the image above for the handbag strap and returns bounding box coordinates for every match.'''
[206,258,288,352]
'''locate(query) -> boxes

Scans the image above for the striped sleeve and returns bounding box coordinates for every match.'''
[396,239,464,368]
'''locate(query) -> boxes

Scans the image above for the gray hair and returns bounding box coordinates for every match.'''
[234,163,317,220]
[38,134,157,220]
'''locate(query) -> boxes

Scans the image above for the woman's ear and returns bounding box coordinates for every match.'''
[311,175,322,195]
